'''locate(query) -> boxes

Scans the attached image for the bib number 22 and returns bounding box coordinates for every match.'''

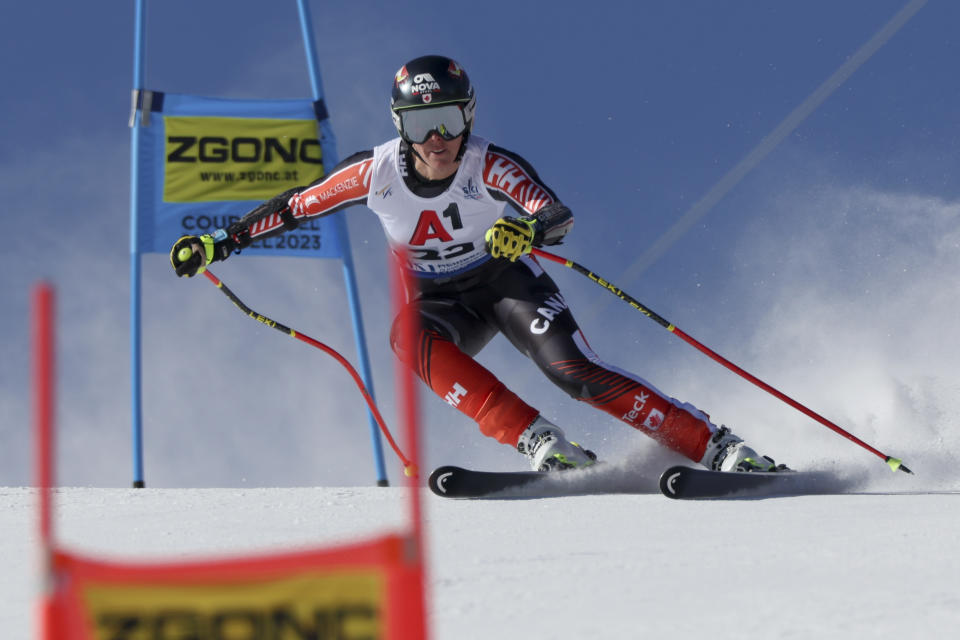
[408,203,473,261]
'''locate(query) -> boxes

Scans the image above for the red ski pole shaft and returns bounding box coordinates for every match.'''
[531,247,912,474]
[199,269,416,475]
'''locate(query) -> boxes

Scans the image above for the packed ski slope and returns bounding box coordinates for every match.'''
[2,459,957,639]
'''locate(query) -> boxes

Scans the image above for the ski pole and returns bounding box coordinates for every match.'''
[531,247,912,474]
[190,263,416,476]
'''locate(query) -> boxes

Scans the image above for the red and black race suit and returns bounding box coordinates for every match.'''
[226,137,715,460]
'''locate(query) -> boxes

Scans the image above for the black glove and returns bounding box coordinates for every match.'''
[529,202,573,245]
[169,230,235,277]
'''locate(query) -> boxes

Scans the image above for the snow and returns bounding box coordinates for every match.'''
[3,473,958,639]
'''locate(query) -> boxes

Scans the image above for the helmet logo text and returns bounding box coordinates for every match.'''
[410,73,441,101]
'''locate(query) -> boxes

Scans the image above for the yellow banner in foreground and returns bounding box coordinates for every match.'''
[83,570,382,639]
[47,535,426,640]
[164,116,324,203]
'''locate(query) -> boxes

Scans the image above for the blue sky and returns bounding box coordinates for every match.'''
[2,1,958,488]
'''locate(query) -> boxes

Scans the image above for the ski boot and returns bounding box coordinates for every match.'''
[517,416,597,472]
[699,426,784,472]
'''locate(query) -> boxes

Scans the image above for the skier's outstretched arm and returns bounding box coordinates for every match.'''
[169,151,373,277]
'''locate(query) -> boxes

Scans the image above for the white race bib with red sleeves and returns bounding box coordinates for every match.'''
[367,136,507,278]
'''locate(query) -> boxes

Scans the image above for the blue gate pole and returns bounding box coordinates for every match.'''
[296,0,389,486]
[129,0,147,487]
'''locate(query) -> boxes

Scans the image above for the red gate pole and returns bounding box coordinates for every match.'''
[33,282,56,639]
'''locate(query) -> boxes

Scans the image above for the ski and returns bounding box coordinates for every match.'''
[658,465,832,499]
[428,465,554,498]
[428,463,655,498]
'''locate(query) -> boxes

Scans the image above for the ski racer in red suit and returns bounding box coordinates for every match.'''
[171,55,781,473]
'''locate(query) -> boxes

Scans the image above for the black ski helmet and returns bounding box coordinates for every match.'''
[390,55,476,143]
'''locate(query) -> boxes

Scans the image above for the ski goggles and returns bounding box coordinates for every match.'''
[397,104,468,144]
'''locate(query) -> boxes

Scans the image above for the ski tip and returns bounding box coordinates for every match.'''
[404,463,419,478]
[427,466,465,497]
[658,465,690,499]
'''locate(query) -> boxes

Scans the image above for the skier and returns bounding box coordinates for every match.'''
[171,54,781,473]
